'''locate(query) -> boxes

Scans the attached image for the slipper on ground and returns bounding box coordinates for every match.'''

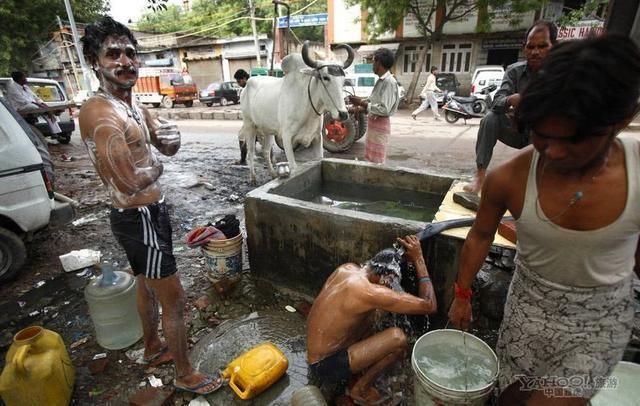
[174,374,224,395]
[142,345,171,366]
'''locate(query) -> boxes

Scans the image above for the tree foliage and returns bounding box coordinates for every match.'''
[135,0,327,42]
[557,0,608,27]
[0,0,108,74]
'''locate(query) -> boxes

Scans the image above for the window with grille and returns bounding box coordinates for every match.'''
[403,45,432,74]
[440,43,472,73]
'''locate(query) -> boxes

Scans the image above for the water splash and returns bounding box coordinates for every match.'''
[367,245,431,344]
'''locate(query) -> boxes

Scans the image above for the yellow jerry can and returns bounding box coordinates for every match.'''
[0,326,75,406]
[221,342,288,400]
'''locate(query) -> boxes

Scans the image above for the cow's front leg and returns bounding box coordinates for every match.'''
[244,127,258,185]
[263,135,276,177]
[312,124,324,160]
[282,131,298,171]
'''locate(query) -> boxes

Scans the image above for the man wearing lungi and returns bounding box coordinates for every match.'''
[448,35,640,405]
[349,48,399,164]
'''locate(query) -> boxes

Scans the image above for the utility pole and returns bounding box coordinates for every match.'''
[57,15,82,95]
[63,0,93,96]
[248,0,262,66]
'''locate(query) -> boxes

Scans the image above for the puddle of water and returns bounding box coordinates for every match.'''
[0,271,93,349]
[297,181,441,222]
[190,311,308,405]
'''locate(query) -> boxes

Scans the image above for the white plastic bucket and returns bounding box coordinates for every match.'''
[411,329,499,405]
[590,361,640,406]
[201,233,243,282]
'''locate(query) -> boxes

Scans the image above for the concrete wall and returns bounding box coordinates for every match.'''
[245,159,456,297]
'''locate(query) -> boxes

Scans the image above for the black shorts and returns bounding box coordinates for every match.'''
[309,349,351,383]
[110,200,177,279]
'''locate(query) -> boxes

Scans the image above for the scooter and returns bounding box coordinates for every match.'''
[442,84,497,124]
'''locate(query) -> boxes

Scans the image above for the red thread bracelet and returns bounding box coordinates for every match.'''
[455,283,472,300]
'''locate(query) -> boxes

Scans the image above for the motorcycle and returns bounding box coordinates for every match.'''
[442,84,498,124]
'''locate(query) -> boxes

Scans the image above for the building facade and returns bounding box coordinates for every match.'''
[328,0,604,96]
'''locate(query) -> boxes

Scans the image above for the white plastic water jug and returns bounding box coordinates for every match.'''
[84,265,143,350]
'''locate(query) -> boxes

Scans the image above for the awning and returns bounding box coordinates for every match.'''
[356,43,400,55]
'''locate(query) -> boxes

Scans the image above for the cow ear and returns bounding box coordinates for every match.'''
[300,68,318,77]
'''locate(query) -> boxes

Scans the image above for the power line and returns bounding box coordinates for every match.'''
[133,0,320,38]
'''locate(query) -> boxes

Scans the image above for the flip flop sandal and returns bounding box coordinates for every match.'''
[142,345,171,366]
[174,374,224,395]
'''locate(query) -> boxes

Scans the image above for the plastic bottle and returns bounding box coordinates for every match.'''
[84,264,143,350]
[0,326,75,406]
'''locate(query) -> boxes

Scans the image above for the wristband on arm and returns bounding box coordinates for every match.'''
[418,276,431,284]
[454,282,472,300]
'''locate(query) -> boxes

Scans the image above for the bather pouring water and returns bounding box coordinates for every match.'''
[306,235,437,405]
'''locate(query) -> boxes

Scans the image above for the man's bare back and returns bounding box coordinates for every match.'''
[307,263,377,363]
[307,236,437,364]
[306,236,437,403]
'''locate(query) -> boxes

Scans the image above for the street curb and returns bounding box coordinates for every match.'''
[145,108,640,132]
[148,109,243,121]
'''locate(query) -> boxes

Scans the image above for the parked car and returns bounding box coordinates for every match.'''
[0,77,75,144]
[199,82,241,106]
[0,97,75,282]
[470,65,504,101]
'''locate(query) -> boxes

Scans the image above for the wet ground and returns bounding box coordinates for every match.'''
[1,117,639,405]
[0,131,308,405]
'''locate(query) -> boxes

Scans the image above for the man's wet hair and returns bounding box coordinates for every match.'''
[374,48,395,70]
[366,248,404,290]
[11,71,25,82]
[234,69,249,81]
[81,16,138,64]
[524,20,558,44]
[516,35,640,139]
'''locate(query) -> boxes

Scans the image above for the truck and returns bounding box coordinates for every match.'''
[133,68,199,109]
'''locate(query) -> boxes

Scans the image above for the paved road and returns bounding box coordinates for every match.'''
[169,109,520,181]
[69,107,640,181]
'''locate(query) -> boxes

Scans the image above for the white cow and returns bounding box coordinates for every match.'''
[239,41,355,184]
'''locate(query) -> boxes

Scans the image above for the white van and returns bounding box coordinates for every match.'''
[0,77,75,144]
[470,66,505,100]
[0,98,75,282]
[344,73,406,101]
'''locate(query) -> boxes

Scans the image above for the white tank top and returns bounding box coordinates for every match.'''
[516,136,640,287]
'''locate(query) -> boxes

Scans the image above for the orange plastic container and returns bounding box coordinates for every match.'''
[221,342,288,400]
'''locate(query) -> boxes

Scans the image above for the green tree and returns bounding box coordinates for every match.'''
[0,0,108,74]
[345,0,548,102]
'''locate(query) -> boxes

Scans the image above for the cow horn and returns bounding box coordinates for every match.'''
[334,44,355,69]
[301,40,319,69]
